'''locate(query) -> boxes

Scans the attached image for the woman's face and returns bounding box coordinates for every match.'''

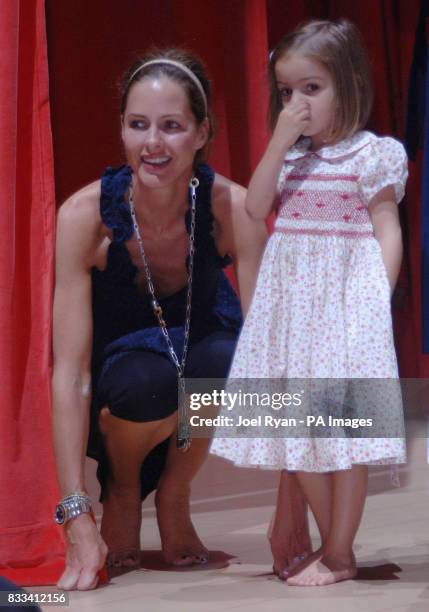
[122,76,208,187]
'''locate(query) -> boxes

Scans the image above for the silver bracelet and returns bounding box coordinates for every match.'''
[54,492,92,525]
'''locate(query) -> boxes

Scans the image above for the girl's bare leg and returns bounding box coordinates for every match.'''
[288,466,368,586]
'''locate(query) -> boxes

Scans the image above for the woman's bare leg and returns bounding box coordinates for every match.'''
[99,407,177,567]
[156,436,210,565]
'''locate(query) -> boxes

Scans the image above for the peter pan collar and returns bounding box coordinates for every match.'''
[284,130,373,161]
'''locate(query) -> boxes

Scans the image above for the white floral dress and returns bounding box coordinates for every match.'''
[210,131,408,471]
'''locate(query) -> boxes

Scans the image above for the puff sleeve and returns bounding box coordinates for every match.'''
[358,137,408,205]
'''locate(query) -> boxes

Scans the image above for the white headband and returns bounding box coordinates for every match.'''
[128,59,208,115]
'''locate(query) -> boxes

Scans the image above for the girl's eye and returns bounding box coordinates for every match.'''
[305,83,320,94]
[279,88,292,99]
[130,120,146,129]
[164,120,181,130]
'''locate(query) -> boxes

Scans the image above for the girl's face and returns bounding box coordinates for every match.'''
[121,76,208,188]
[275,53,336,148]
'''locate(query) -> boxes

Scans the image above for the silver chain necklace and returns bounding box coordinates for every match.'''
[128,177,199,451]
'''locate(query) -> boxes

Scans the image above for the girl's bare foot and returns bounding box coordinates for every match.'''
[283,548,323,579]
[155,484,208,566]
[287,551,357,586]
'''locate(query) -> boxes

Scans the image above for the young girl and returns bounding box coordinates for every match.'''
[211,19,408,586]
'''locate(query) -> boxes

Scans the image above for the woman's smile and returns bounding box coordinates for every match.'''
[140,155,173,173]
[122,76,208,185]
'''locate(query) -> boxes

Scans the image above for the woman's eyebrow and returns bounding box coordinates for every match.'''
[126,112,185,118]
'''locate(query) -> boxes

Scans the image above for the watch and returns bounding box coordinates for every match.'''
[54,493,92,525]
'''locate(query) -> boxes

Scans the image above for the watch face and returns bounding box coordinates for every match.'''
[55,504,66,525]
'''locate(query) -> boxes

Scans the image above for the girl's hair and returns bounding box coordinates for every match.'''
[268,19,373,140]
[120,48,214,165]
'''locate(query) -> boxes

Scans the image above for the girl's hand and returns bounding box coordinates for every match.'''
[244,100,310,220]
[273,100,311,148]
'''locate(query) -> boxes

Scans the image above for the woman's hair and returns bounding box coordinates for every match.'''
[120,48,214,165]
[268,19,373,140]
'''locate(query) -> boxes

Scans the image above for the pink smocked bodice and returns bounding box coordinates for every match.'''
[274,130,407,239]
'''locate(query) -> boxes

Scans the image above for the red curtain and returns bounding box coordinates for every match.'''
[44,0,270,201]
[45,0,424,374]
[0,0,64,585]
[0,0,423,585]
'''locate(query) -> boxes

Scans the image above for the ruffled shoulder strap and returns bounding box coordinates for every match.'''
[100,165,133,242]
[100,162,230,267]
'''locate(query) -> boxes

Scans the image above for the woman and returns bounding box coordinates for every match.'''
[52,48,307,591]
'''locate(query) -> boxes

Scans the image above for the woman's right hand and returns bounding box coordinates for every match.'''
[273,100,311,148]
[268,471,312,579]
[57,514,108,591]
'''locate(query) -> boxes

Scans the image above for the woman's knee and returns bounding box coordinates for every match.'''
[186,331,237,379]
[98,352,178,422]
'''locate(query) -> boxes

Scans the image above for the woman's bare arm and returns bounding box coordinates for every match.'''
[212,175,267,316]
[212,175,310,575]
[52,186,108,590]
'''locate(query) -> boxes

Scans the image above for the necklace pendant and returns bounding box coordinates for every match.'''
[129,180,197,452]
[177,378,191,452]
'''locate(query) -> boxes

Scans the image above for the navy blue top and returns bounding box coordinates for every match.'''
[89,163,242,433]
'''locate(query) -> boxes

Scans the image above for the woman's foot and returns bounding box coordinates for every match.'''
[287,551,357,586]
[100,482,142,568]
[155,484,208,566]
